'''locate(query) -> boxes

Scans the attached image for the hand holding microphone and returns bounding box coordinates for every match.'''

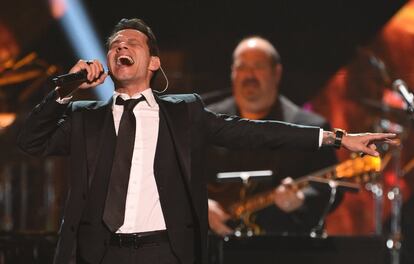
[52,59,108,99]
[53,59,108,90]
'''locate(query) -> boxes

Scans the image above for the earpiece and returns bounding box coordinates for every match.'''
[152,65,169,94]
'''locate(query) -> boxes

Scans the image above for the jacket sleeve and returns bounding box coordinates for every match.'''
[17,90,72,156]
[202,106,321,151]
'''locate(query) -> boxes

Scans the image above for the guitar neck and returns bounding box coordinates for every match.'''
[227,155,380,219]
[229,189,275,218]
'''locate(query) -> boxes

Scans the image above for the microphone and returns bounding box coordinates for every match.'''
[392,79,414,112]
[51,70,87,86]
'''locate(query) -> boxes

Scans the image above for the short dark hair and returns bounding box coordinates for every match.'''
[106,18,159,56]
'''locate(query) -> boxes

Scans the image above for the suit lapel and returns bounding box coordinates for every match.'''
[82,95,192,194]
[84,99,115,187]
[156,96,191,184]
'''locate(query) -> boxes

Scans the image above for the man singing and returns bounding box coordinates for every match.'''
[18,18,396,264]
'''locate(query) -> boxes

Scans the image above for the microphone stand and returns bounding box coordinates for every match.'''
[308,178,360,239]
[310,180,338,238]
[388,79,414,264]
[387,144,403,264]
[370,180,384,235]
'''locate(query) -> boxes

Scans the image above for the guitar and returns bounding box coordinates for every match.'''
[228,155,381,220]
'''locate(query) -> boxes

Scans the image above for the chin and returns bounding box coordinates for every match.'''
[113,72,134,81]
[243,96,261,104]
[245,100,266,110]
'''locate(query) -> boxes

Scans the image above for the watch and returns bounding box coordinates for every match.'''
[333,128,346,149]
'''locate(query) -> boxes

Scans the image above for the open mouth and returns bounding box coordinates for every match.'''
[116,55,135,66]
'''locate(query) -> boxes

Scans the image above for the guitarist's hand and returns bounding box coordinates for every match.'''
[208,199,233,236]
[273,177,305,213]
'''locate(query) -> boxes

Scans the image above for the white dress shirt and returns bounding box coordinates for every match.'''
[112,88,166,233]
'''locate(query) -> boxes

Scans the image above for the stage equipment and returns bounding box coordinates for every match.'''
[0,52,57,131]
[215,156,381,237]
[0,52,61,233]
[216,170,273,236]
[208,234,389,264]
[372,78,414,264]
[361,98,411,126]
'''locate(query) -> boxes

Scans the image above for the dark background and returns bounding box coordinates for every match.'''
[0,0,409,234]
[0,1,411,262]
[1,0,407,104]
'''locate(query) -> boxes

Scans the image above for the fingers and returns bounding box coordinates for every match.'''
[342,133,399,156]
[281,177,299,192]
[208,199,233,236]
[281,177,293,185]
[208,199,230,216]
[209,217,233,236]
[385,138,401,146]
[366,133,397,142]
[359,144,379,157]
[274,182,304,213]
[68,59,107,89]
[97,71,109,83]
[362,133,397,156]
[83,59,105,82]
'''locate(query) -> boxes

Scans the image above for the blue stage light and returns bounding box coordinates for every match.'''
[52,0,113,100]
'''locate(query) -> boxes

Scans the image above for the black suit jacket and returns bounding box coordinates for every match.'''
[205,95,338,234]
[17,90,321,264]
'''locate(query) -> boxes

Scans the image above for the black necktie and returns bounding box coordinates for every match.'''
[103,96,145,232]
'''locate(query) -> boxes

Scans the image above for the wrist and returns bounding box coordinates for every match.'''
[55,84,78,99]
[322,128,347,149]
[333,128,347,149]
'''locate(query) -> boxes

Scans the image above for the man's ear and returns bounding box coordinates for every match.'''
[274,64,283,84]
[149,56,161,72]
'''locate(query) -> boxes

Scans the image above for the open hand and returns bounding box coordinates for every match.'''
[342,133,398,156]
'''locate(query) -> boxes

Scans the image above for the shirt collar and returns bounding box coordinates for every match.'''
[112,88,158,108]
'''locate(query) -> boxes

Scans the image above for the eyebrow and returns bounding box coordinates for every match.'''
[109,38,140,46]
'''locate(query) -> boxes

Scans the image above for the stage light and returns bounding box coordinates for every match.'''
[49,0,113,100]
